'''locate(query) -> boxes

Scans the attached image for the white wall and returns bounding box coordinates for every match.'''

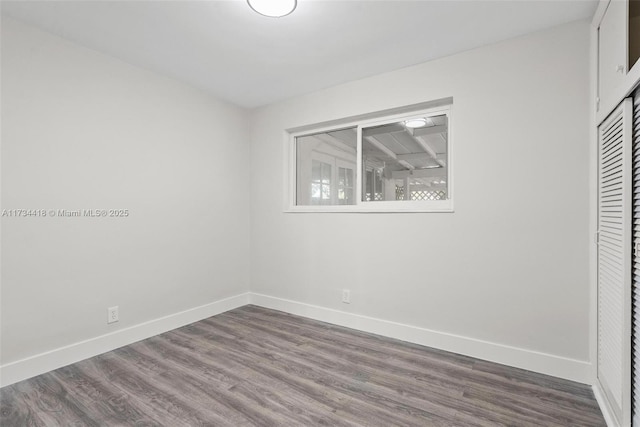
[249,21,591,374]
[1,16,593,386]
[1,18,250,366]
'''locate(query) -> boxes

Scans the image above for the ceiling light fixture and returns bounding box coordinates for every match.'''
[248,0,297,17]
[404,118,428,128]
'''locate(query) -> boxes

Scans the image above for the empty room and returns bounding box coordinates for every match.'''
[1,0,638,425]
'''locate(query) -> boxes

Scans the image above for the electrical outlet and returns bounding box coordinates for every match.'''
[107,306,119,324]
[342,289,351,304]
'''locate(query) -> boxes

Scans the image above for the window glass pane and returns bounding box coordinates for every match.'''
[362,114,448,202]
[296,127,357,206]
[338,166,354,205]
[312,160,321,181]
[309,159,332,205]
[322,163,331,184]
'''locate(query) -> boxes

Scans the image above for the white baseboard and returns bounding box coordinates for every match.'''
[0,292,250,388]
[249,293,593,384]
[0,291,594,389]
[593,380,620,427]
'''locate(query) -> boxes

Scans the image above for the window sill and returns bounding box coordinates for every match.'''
[284,201,454,213]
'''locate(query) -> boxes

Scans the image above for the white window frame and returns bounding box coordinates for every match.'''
[285,103,453,213]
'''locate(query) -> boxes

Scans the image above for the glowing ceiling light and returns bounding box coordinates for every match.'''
[247,0,297,17]
[404,118,428,128]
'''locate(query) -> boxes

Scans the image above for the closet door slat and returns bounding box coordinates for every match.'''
[598,97,632,427]
[632,91,640,427]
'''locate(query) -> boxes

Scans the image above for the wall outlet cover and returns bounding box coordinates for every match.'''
[107,306,119,324]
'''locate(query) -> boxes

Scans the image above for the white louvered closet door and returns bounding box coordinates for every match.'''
[598,97,632,427]
[633,90,640,427]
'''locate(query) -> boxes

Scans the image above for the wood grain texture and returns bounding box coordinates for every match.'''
[0,305,606,426]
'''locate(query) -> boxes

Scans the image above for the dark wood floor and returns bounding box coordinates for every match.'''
[1,305,605,426]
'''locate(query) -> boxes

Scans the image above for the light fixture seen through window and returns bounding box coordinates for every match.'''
[404,118,428,128]
[248,0,297,17]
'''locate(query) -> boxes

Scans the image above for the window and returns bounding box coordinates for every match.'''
[289,102,452,212]
[311,160,332,205]
[338,166,354,205]
[296,128,357,206]
[362,113,448,203]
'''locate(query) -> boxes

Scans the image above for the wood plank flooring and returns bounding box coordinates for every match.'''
[0,305,606,426]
